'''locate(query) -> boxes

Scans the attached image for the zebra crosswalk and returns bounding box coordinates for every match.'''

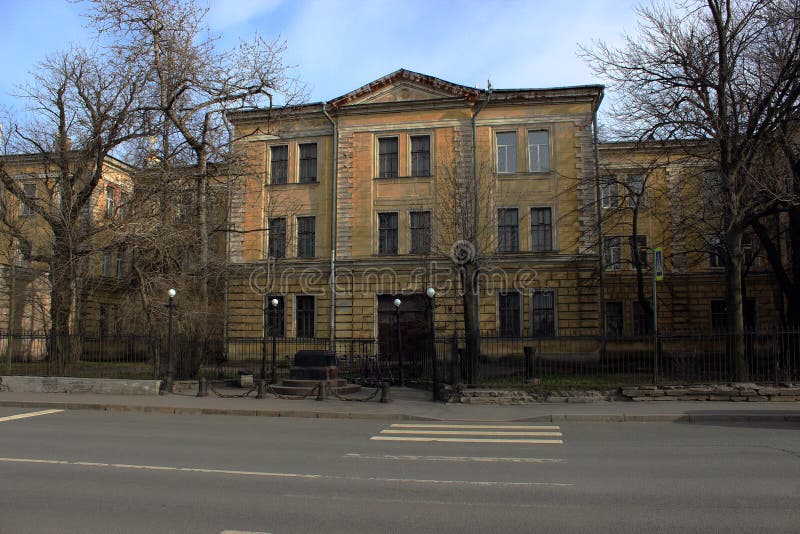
[370,423,564,445]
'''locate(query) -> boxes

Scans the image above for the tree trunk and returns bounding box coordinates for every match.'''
[725,228,748,381]
[460,262,481,385]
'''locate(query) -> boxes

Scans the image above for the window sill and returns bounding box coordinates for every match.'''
[495,171,552,178]
[268,181,319,187]
[374,175,432,181]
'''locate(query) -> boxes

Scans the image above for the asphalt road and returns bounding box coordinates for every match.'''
[0,407,798,533]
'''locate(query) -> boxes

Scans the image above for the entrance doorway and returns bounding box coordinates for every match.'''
[377,294,431,379]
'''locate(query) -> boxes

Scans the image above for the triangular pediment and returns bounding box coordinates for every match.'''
[330,69,479,108]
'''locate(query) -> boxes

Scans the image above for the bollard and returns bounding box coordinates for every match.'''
[256,379,267,399]
[380,380,390,403]
[316,381,326,401]
[197,377,209,397]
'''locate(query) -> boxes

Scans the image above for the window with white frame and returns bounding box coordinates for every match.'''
[709,235,724,268]
[604,236,622,270]
[496,132,517,174]
[527,130,550,172]
[627,174,644,208]
[600,176,618,208]
[21,183,36,216]
[105,185,117,218]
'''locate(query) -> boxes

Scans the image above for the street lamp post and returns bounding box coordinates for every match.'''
[426,287,438,401]
[270,298,279,384]
[394,298,403,387]
[162,288,177,393]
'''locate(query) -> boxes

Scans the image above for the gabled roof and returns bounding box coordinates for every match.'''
[328,68,480,109]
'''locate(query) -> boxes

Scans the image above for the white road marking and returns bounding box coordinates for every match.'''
[0,409,63,423]
[380,430,563,437]
[220,531,271,534]
[0,457,572,487]
[390,424,561,430]
[371,436,564,444]
[344,453,565,463]
[371,423,565,444]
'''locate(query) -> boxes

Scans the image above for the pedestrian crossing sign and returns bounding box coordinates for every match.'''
[654,247,664,281]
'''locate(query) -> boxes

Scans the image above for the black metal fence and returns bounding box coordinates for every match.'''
[401,330,800,388]
[2,330,799,388]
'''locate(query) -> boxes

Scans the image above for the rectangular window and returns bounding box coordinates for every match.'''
[21,183,36,216]
[116,248,126,278]
[532,290,556,336]
[298,143,317,183]
[102,251,113,277]
[742,232,756,267]
[711,300,727,333]
[105,185,117,218]
[378,137,398,178]
[499,291,521,337]
[297,216,315,258]
[527,130,550,172]
[296,295,315,338]
[531,207,553,251]
[604,236,622,270]
[378,212,398,255]
[270,145,288,185]
[709,236,724,268]
[606,301,624,338]
[627,174,644,208]
[410,211,431,254]
[601,176,618,208]
[119,192,130,219]
[410,135,430,177]
[268,217,286,259]
[630,235,648,269]
[497,208,519,253]
[632,300,652,335]
[496,132,517,173]
[711,299,757,332]
[267,296,285,337]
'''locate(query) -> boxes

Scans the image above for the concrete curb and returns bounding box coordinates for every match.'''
[2,400,799,423]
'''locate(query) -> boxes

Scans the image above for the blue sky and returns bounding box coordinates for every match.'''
[0,0,642,114]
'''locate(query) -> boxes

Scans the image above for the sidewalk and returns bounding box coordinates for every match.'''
[2,385,799,423]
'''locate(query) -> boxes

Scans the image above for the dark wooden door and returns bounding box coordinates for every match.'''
[377,294,430,376]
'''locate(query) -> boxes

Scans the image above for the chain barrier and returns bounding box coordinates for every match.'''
[329,383,383,402]
[188,380,382,402]
[207,380,257,398]
[265,382,321,400]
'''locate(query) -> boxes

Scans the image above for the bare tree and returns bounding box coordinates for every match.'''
[431,152,498,382]
[0,48,146,367]
[583,0,800,380]
[84,0,306,344]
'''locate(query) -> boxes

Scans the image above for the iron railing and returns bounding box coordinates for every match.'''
[2,329,798,388]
